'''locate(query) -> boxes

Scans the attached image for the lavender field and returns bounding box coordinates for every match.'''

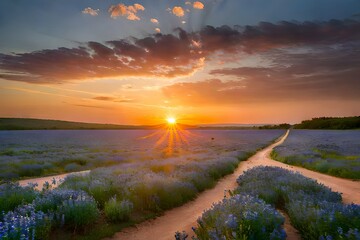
[0,129,283,180]
[0,129,284,239]
[191,166,360,240]
[272,130,360,179]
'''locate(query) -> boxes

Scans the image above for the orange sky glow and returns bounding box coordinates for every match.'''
[1,1,359,125]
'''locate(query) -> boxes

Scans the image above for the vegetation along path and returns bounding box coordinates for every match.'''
[18,170,90,190]
[108,130,360,240]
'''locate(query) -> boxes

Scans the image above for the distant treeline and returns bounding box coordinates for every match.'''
[0,118,148,130]
[259,123,291,129]
[294,117,360,130]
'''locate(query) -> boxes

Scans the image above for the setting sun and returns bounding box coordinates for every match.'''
[1,1,359,239]
[166,117,177,125]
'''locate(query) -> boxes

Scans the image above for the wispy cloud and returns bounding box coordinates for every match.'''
[108,3,145,21]
[82,7,100,16]
[1,86,75,99]
[72,103,112,109]
[93,96,134,103]
[150,18,159,24]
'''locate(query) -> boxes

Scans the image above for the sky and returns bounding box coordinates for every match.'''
[0,0,360,125]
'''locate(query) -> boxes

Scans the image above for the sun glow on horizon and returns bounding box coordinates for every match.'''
[139,115,194,157]
[166,117,177,125]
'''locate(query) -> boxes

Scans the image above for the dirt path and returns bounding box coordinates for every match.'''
[278,210,301,240]
[109,130,360,240]
[18,170,90,190]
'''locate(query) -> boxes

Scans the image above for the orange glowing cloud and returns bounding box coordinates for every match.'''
[172,6,185,17]
[193,1,204,10]
[1,20,360,85]
[108,3,145,21]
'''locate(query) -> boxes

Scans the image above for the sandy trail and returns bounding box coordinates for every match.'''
[18,170,90,190]
[109,130,360,240]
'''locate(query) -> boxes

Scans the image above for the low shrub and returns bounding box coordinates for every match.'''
[234,166,360,240]
[88,183,120,208]
[0,204,51,239]
[0,183,38,212]
[193,194,286,240]
[60,198,99,230]
[18,164,43,177]
[104,197,133,222]
[288,200,360,240]
[131,178,198,212]
[34,189,90,213]
[61,174,122,209]
[64,163,82,172]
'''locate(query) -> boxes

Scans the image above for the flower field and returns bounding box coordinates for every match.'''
[191,166,360,240]
[272,130,360,179]
[0,130,283,180]
[0,130,284,239]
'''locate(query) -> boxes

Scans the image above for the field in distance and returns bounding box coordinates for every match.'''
[272,130,360,179]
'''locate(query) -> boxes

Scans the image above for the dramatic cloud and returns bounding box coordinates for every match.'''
[0,29,204,83]
[198,19,360,53]
[172,6,185,17]
[163,43,360,105]
[108,3,145,21]
[193,1,204,10]
[1,19,360,84]
[82,7,99,16]
[150,18,159,24]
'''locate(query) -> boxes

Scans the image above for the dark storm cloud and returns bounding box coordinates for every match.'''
[0,19,360,84]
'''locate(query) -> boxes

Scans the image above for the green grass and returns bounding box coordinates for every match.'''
[271,150,360,179]
[0,149,17,156]
[60,199,100,230]
[50,211,158,240]
[313,148,359,161]
[0,183,39,212]
[0,155,121,180]
[104,198,133,222]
